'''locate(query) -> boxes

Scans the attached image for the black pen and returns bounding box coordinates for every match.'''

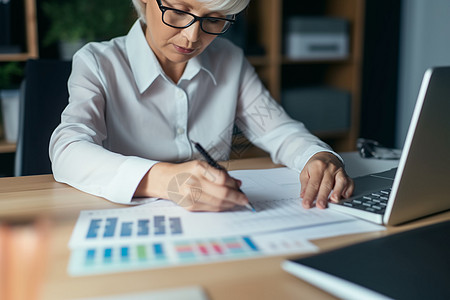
[191,140,256,212]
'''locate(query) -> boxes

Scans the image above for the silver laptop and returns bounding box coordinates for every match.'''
[329,66,450,225]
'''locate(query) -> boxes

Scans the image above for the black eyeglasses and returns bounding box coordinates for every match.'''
[156,0,235,35]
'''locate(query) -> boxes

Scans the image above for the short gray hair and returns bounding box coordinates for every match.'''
[132,0,146,20]
[132,0,250,23]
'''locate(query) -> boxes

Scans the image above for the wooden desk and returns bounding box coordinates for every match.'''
[1,156,449,300]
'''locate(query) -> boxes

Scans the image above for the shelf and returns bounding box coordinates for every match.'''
[0,0,37,163]
[0,52,37,62]
[0,141,16,154]
[0,0,38,62]
[242,0,364,153]
[281,57,351,65]
[247,56,271,67]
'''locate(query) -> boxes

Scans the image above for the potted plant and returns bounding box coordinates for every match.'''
[42,0,135,60]
[0,62,23,143]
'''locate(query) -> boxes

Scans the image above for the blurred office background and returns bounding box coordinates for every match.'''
[1,0,450,177]
[361,0,450,149]
[396,0,450,147]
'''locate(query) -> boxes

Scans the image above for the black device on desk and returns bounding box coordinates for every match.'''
[282,220,450,300]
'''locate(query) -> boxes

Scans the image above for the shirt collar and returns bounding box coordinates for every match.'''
[126,20,162,93]
[126,19,217,93]
[180,52,217,85]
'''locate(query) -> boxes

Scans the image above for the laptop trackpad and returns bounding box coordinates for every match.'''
[352,175,394,197]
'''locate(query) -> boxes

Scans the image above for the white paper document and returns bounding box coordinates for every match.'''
[69,168,360,248]
[68,167,384,276]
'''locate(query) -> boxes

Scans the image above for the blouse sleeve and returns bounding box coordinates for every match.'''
[235,58,342,172]
[49,48,156,204]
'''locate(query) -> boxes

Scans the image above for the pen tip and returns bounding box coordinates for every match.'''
[246,203,256,212]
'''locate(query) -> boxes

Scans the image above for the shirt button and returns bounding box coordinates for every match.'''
[176,89,184,99]
[177,127,185,135]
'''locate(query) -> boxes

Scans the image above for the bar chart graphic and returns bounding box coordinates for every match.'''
[68,235,264,276]
[67,201,320,276]
[85,216,183,240]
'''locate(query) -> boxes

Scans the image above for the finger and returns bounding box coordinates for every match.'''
[236,179,242,188]
[299,171,309,199]
[191,187,244,211]
[195,161,239,190]
[194,162,247,198]
[166,172,202,208]
[301,172,322,209]
[200,179,249,207]
[232,177,243,189]
[329,171,349,203]
[221,174,242,190]
[342,177,355,199]
[315,175,335,209]
[174,181,238,211]
[195,161,224,183]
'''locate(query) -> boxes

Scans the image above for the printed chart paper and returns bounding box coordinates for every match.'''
[68,230,318,276]
[69,201,353,249]
[68,168,384,276]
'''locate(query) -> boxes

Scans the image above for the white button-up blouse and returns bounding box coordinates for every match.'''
[49,20,338,204]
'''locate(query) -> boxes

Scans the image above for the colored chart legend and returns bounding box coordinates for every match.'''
[69,236,259,275]
[68,233,317,276]
[173,236,259,262]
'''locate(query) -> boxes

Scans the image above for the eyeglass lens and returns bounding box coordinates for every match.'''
[163,10,231,34]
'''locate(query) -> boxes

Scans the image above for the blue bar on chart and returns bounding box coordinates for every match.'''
[86,249,96,264]
[243,236,259,251]
[121,247,129,261]
[154,216,166,235]
[169,217,183,235]
[153,243,165,260]
[104,248,113,263]
[80,243,169,271]
[84,216,184,240]
[120,222,133,237]
[86,219,102,239]
[104,218,118,238]
[138,219,149,236]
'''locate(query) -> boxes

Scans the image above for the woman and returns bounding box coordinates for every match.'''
[49,0,354,211]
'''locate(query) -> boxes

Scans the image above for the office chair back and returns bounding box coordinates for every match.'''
[15,59,72,176]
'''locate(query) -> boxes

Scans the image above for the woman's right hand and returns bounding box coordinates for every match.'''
[135,160,250,212]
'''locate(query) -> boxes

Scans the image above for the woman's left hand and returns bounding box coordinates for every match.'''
[300,152,354,209]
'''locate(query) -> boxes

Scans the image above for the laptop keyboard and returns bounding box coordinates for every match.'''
[339,188,391,215]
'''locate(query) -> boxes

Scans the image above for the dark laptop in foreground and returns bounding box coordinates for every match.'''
[282,220,450,300]
[328,66,450,225]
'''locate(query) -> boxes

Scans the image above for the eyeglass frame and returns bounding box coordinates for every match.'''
[155,0,236,35]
